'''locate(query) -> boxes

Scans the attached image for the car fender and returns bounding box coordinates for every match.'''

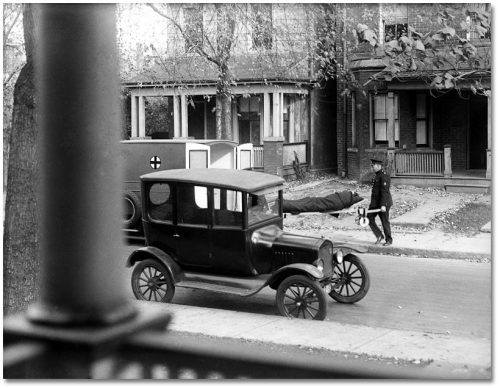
[267,263,324,290]
[331,242,368,253]
[126,246,184,283]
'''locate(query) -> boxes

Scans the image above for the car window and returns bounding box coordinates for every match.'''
[149,183,173,222]
[214,188,243,227]
[178,184,208,226]
[247,189,280,225]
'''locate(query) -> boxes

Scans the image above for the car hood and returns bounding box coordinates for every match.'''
[251,224,324,252]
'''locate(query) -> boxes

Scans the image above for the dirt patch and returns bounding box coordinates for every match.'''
[283,172,491,236]
[431,202,492,236]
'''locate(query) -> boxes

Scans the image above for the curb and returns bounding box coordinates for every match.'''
[335,238,491,260]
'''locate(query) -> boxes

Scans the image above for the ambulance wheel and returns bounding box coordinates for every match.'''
[123,191,142,229]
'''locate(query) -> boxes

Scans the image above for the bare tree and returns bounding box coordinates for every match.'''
[3,3,25,187]
[148,3,237,140]
[3,4,39,315]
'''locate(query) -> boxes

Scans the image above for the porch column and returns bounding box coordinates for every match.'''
[444,144,452,177]
[138,95,146,138]
[263,92,271,138]
[30,3,136,325]
[232,102,239,143]
[386,92,395,148]
[180,94,188,138]
[173,95,181,138]
[288,96,295,143]
[486,94,492,179]
[131,95,138,137]
[272,92,282,137]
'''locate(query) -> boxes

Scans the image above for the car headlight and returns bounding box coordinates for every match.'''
[315,258,324,272]
[335,249,343,264]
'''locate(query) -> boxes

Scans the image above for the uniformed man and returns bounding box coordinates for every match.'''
[368,158,393,246]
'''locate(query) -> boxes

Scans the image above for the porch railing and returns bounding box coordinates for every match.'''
[252,141,308,169]
[252,146,263,168]
[394,150,444,176]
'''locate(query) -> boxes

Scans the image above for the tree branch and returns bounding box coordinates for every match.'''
[147,3,221,67]
[3,5,23,46]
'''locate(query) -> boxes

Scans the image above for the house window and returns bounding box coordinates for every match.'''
[373,93,399,146]
[184,7,203,52]
[238,96,261,145]
[384,17,408,42]
[416,93,428,147]
[252,4,273,49]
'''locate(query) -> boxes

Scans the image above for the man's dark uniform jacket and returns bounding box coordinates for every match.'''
[370,170,393,209]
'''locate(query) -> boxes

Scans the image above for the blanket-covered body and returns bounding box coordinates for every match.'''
[283,190,364,215]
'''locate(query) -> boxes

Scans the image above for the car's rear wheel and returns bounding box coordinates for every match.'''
[276,275,327,320]
[328,255,370,304]
[131,258,175,302]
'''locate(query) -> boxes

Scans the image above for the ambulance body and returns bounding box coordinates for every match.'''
[121,139,253,229]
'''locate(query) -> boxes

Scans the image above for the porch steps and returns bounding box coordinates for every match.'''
[445,183,490,194]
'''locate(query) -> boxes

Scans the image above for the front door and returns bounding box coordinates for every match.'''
[469,95,488,170]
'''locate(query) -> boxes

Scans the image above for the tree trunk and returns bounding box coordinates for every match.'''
[216,63,232,140]
[3,4,39,315]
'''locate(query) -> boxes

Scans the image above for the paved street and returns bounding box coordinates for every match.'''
[122,245,491,340]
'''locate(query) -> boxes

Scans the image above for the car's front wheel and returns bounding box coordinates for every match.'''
[328,255,370,304]
[276,275,327,320]
[131,258,175,302]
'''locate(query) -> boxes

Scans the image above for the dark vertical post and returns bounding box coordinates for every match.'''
[29,4,136,325]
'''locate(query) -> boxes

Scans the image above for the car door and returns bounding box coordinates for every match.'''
[174,183,211,268]
[210,188,255,275]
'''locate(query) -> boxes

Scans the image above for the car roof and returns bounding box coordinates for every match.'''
[141,169,285,192]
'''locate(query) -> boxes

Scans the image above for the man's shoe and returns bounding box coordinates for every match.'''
[375,236,383,245]
[383,241,392,246]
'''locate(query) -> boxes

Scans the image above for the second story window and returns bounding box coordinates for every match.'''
[384,17,408,42]
[184,7,203,53]
[382,5,409,42]
[252,4,273,50]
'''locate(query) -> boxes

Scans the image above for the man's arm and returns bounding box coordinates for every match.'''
[380,175,391,209]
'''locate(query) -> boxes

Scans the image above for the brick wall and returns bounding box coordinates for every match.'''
[432,92,468,171]
[263,137,284,176]
[311,80,337,172]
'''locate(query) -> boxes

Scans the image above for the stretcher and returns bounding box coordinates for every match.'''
[284,199,383,227]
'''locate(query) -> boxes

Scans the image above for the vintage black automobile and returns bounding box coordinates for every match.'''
[127,168,370,320]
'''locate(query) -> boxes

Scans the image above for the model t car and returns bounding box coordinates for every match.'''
[127,168,370,320]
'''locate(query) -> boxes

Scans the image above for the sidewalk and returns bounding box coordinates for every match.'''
[141,302,491,378]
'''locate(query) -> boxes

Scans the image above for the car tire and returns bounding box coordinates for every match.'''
[123,191,142,229]
[276,275,327,320]
[329,255,370,304]
[131,258,175,302]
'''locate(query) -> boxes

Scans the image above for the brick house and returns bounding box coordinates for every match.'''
[119,3,491,189]
[119,3,337,174]
[336,3,491,191]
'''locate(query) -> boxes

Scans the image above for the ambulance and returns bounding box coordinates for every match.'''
[121,139,253,231]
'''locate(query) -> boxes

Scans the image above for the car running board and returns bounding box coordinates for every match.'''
[177,272,272,297]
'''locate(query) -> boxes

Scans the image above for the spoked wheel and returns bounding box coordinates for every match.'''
[329,255,370,304]
[131,258,175,302]
[276,275,327,320]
